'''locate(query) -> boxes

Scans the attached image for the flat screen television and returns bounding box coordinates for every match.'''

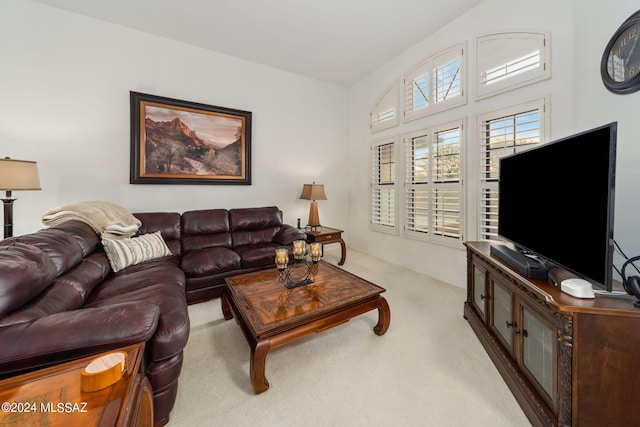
[496,122,617,291]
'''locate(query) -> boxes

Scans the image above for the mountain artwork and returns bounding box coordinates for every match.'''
[130,92,252,185]
[144,109,243,177]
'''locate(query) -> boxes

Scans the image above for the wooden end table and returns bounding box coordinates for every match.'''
[0,343,153,427]
[221,261,390,393]
[305,226,346,265]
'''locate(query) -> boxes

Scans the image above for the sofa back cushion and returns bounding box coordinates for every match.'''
[0,252,112,327]
[0,243,57,318]
[134,212,182,256]
[229,206,282,247]
[0,222,112,325]
[181,209,232,252]
[51,220,101,258]
[9,229,84,276]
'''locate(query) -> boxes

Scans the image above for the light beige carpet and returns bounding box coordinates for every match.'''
[167,248,531,427]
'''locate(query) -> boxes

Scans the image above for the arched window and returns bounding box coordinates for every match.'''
[403,44,466,122]
[370,80,399,133]
[476,32,550,99]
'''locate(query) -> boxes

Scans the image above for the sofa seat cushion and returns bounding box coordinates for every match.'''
[234,243,280,269]
[86,257,184,304]
[85,284,189,362]
[181,247,241,278]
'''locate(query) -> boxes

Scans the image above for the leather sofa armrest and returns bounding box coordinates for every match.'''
[0,301,160,377]
[274,224,307,245]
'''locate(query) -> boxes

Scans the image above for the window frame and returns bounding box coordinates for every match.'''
[476,31,551,100]
[403,43,467,122]
[371,136,399,235]
[475,97,549,242]
[403,119,465,247]
[370,79,399,133]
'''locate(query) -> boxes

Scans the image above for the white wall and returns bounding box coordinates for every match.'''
[0,0,349,236]
[4,0,640,289]
[347,0,576,288]
[573,1,640,272]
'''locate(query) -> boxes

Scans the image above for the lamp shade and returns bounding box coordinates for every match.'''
[299,183,327,201]
[0,158,41,191]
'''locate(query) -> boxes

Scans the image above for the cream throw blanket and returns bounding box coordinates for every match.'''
[41,201,141,239]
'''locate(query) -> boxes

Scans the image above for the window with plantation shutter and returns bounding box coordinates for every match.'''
[404,120,464,246]
[371,137,398,234]
[404,44,466,122]
[477,32,550,100]
[371,80,399,133]
[477,98,547,242]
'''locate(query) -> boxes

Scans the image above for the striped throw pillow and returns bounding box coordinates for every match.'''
[102,231,172,273]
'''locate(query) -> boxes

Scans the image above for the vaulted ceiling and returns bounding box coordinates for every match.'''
[30,0,484,86]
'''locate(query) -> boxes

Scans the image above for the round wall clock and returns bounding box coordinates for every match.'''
[601,10,640,94]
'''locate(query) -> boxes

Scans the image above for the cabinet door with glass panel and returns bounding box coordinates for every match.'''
[515,297,559,413]
[489,276,516,353]
[470,261,489,323]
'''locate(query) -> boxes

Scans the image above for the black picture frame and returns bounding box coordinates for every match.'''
[130,91,252,185]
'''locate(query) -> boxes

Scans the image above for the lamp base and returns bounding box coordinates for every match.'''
[307,201,320,226]
[306,201,323,232]
[2,191,15,239]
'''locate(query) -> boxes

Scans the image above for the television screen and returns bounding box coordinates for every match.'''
[497,122,617,291]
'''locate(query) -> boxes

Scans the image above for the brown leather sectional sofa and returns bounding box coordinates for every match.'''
[0,206,305,426]
[136,206,306,303]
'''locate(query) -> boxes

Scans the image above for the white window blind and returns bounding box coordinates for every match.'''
[434,53,462,104]
[404,121,463,246]
[477,32,550,100]
[371,137,398,233]
[405,134,429,234]
[404,44,466,122]
[405,59,431,115]
[477,99,546,242]
[370,80,399,133]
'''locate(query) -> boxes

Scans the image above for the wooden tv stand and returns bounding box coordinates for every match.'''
[464,242,640,427]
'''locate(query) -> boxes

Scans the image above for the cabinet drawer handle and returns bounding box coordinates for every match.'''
[480,294,486,300]
[522,329,529,338]
[506,321,514,329]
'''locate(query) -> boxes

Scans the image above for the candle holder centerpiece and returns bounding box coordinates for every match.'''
[275,240,322,289]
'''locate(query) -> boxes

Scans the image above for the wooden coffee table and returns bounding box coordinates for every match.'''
[221,260,390,393]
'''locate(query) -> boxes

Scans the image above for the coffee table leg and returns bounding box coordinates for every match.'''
[374,297,391,336]
[338,239,347,266]
[250,340,271,394]
[221,292,233,320]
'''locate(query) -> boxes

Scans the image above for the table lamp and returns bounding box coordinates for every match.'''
[0,157,41,238]
[299,182,327,231]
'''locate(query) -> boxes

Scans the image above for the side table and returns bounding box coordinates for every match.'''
[305,226,346,265]
[0,343,153,427]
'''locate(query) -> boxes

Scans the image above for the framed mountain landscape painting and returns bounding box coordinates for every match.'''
[130,92,252,185]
